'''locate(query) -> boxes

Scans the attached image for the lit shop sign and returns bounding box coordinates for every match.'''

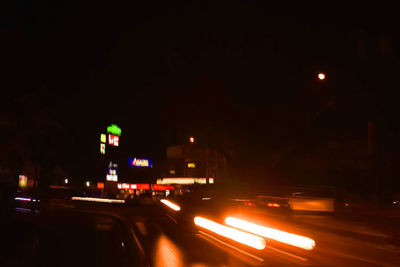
[100,143,106,154]
[129,158,153,168]
[107,124,121,136]
[100,133,106,143]
[106,175,117,181]
[117,183,174,191]
[106,168,118,181]
[156,177,214,185]
[97,182,104,189]
[108,134,119,146]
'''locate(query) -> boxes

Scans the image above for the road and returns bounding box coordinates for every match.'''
[128,205,400,267]
[9,197,400,267]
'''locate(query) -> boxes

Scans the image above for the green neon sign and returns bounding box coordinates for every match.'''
[107,124,121,136]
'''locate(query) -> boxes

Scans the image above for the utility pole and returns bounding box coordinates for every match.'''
[205,147,209,182]
[368,120,378,202]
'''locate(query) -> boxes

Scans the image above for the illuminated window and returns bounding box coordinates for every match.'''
[19,175,27,189]
[169,170,175,175]
[187,163,195,168]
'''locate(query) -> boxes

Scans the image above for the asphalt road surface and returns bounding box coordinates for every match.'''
[6,199,400,267]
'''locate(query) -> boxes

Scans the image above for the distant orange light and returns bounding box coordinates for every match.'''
[318,73,326,80]
[194,216,266,250]
[267,202,280,208]
[225,217,315,250]
[160,199,181,211]
[97,182,104,189]
[189,137,194,143]
[245,202,256,207]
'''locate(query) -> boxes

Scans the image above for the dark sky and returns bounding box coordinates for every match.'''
[3,0,400,179]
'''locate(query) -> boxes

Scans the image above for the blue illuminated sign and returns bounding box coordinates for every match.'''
[129,158,153,168]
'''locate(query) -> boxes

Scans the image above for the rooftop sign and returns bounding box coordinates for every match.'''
[107,124,121,136]
[129,157,153,168]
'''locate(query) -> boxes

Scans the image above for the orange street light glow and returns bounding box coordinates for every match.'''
[225,217,315,250]
[194,216,266,250]
[318,73,326,80]
[160,199,181,211]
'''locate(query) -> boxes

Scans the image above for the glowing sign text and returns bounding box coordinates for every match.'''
[129,158,153,168]
[108,134,119,146]
[107,124,121,136]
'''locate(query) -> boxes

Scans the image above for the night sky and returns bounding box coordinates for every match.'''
[3,1,400,184]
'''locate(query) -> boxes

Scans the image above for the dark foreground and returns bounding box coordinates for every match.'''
[2,199,400,267]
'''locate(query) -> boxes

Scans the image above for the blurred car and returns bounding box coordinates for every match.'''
[137,191,154,205]
[255,195,291,210]
[4,210,148,267]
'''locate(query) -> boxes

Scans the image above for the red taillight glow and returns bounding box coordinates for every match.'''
[194,216,266,250]
[225,217,315,250]
[267,202,281,208]
[160,199,181,211]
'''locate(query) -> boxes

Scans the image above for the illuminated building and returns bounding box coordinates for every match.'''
[157,143,226,185]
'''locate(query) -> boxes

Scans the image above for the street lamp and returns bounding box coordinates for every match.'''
[318,73,326,80]
[189,137,195,143]
[64,178,68,184]
[86,181,90,187]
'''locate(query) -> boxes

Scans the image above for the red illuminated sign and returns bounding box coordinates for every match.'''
[97,182,104,189]
[152,184,174,191]
[117,183,174,191]
[108,134,119,146]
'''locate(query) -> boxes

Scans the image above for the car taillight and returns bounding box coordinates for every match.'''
[267,202,280,208]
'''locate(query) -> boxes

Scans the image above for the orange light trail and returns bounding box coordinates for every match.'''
[71,197,125,203]
[225,217,315,250]
[194,216,266,250]
[160,199,181,211]
[267,203,280,207]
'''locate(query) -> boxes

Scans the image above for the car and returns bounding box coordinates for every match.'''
[3,210,149,267]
